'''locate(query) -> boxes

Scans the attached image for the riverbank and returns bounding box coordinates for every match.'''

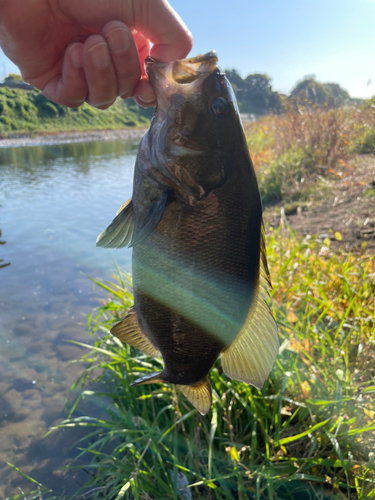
[0,127,147,148]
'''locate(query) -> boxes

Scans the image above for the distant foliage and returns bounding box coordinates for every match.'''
[3,73,24,83]
[225,71,362,117]
[0,87,153,134]
[290,77,351,108]
[226,70,284,116]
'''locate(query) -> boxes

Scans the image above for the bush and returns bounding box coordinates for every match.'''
[352,129,375,154]
[258,148,315,204]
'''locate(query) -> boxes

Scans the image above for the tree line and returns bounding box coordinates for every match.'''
[0,71,367,127]
[225,70,364,116]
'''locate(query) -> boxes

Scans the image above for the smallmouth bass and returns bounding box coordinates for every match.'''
[97,51,278,415]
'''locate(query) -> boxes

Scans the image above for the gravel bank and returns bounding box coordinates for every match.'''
[0,128,147,148]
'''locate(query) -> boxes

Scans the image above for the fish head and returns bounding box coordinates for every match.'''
[144,51,242,204]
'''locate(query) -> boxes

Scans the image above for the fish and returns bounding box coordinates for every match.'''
[96,51,278,415]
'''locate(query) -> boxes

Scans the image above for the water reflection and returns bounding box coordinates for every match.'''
[0,228,10,268]
[0,139,138,182]
[0,138,136,496]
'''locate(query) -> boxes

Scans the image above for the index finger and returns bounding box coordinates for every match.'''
[132,0,193,62]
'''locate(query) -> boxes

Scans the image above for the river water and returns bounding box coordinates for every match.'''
[0,138,139,497]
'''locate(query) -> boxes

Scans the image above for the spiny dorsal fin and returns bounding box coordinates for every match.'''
[178,379,212,415]
[111,307,161,358]
[96,198,134,248]
[221,224,278,390]
[260,221,272,290]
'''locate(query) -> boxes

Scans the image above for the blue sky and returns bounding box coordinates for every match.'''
[1,0,374,98]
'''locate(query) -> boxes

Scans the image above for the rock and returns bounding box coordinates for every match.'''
[0,389,28,424]
[11,378,36,392]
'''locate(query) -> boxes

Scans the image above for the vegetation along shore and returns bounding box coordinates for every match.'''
[0,71,365,139]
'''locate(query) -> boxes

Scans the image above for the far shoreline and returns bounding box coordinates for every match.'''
[0,127,147,149]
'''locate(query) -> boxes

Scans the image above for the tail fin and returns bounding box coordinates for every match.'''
[178,379,212,415]
[131,373,212,415]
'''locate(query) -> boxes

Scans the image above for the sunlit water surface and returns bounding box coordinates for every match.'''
[0,139,137,496]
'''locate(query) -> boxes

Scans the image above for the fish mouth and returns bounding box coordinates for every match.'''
[145,51,218,85]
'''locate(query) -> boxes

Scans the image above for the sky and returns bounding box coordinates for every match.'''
[0,0,374,98]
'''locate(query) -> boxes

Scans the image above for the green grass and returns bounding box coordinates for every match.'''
[7,227,375,500]
[0,87,152,134]
[352,129,375,154]
[363,187,375,198]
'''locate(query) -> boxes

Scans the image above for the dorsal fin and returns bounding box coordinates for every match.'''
[111,307,161,358]
[221,293,278,389]
[178,379,212,415]
[96,198,134,248]
[260,221,272,291]
[221,224,278,389]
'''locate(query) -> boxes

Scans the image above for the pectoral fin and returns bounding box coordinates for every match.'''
[111,307,161,358]
[96,198,134,248]
[178,379,212,415]
[221,253,278,390]
[131,189,169,246]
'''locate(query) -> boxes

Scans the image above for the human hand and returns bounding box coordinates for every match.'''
[0,0,192,108]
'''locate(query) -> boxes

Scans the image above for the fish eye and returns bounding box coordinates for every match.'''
[210,97,228,116]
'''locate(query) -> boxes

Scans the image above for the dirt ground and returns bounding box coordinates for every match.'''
[265,155,375,252]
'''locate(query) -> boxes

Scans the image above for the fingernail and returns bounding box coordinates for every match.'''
[69,43,83,68]
[133,95,156,108]
[88,42,110,69]
[135,94,155,104]
[106,28,130,55]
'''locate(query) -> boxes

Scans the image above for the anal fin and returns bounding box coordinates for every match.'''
[178,379,212,415]
[221,291,278,391]
[96,198,134,248]
[111,307,161,358]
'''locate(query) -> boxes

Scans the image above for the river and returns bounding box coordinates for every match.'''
[0,138,139,497]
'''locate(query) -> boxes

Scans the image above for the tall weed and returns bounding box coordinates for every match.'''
[245,105,375,204]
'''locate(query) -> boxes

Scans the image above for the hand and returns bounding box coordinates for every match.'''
[0,0,192,109]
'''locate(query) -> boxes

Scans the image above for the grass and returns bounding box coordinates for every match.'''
[0,87,152,135]
[7,226,375,500]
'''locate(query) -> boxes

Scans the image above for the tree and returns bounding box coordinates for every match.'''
[290,77,350,108]
[225,70,283,115]
[4,73,24,84]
